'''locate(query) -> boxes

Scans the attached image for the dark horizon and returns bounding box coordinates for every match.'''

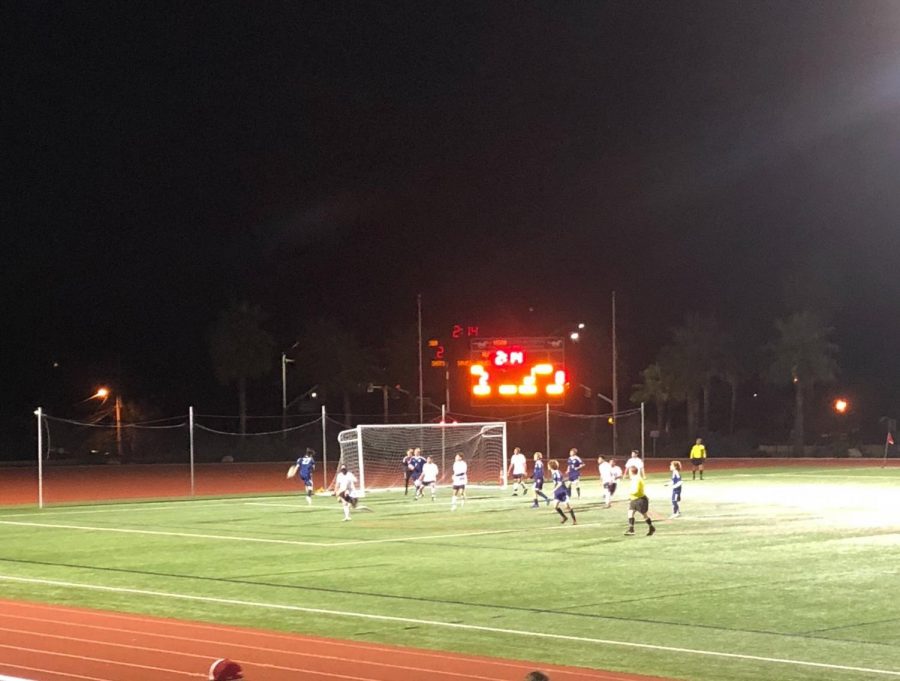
[5,2,900,454]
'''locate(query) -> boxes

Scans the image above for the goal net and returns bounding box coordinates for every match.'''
[336,422,508,495]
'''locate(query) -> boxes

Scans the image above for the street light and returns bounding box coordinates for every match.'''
[281,342,299,433]
[833,398,849,414]
[93,387,122,460]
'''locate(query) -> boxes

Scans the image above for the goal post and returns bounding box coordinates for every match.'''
[336,421,508,495]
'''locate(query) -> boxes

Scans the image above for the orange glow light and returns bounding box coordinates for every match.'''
[833,398,849,414]
[498,384,518,395]
[545,384,564,395]
[95,388,110,399]
[554,370,566,385]
[470,364,485,376]
[518,384,537,395]
[532,363,553,375]
[472,385,491,396]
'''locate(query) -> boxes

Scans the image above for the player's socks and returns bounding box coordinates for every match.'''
[556,507,567,521]
[569,509,576,524]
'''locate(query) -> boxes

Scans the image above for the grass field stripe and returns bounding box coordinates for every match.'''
[0,518,606,548]
[1,575,897,678]
[0,520,328,546]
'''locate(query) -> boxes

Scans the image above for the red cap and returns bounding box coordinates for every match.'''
[208,658,244,681]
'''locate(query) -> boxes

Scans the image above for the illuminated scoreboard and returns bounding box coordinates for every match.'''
[469,337,568,406]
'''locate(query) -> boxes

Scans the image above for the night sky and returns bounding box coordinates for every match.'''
[5,2,900,451]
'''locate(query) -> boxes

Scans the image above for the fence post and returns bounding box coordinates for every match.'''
[641,401,645,457]
[35,407,44,509]
[189,406,195,497]
[321,405,327,490]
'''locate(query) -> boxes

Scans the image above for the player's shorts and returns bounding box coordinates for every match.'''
[553,488,569,503]
[690,458,704,467]
[511,473,525,481]
[671,488,681,502]
[452,483,466,491]
[606,482,618,495]
[533,479,544,490]
[422,479,436,486]
[629,496,649,514]
[567,474,581,482]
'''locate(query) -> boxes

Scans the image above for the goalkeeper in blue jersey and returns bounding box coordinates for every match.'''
[295,448,316,505]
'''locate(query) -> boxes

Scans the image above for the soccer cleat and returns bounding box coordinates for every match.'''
[343,517,351,522]
[572,518,577,525]
[306,496,312,505]
[531,502,539,508]
[545,498,551,506]
[647,525,656,536]
[560,516,568,524]
[670,512,681,518]
[624,528,635,535]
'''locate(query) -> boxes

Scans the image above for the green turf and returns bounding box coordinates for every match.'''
[1,466,899,680]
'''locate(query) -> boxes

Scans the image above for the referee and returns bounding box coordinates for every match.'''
[689,437,707,480]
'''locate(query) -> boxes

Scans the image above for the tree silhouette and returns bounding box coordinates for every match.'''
[209,301,275,434]
[764,311,839,456]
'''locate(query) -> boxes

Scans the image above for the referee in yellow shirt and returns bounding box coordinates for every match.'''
[624,466,655,536]
[689,437,707,480]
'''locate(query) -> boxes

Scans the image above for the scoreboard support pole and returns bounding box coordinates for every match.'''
[545,403,551,459]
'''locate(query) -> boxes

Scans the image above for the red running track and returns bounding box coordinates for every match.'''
[0,599,673,681]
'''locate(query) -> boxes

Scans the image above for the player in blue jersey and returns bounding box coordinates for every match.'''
[565,447,585,499]
[548,459,577,524]
[666,460,683,518]
[296,448,316,505]
[402,448,414,495]
[530,452,551,507]
[410,447,427,499]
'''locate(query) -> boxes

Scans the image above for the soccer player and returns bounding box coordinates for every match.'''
[451,452,467,510]
[296,448,316,505]
[421,456,439,500]
[624,465,655,536]
[410,447,427,499]
[666,460,683,518]
[530,451,550,507]
[689,437,707,480]
[334,464,358,521]
[508,446,528,496]
[598,455,614,508]
[402,448,414,495]
[608,458,623,506]
[565,447,585,498]
[623,449,645,479]
[548,459,576,524]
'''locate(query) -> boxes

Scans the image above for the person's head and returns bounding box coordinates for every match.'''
[671,460,681,471]
[406,448,413,455]
[569,447,577,456]
[696,437,703,445]
[609,458,616,467]
[455,452,463,461]
[597,455,606,464]
[548,459,559,470]
[306,448,315,456]
[629,465,639,476]
[631,449,640,458]
[340,464,348,474]
[426,456,433,463]
[208,658,244,681]
[514,446,521,454]
[533,451,543,461]
[524,672,550,681]
[414,447,422,455]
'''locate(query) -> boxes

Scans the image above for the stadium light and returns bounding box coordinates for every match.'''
[833,398,849,414]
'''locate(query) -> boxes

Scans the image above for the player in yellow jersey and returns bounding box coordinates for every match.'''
[624,465,655,536]
[689,437,707,480]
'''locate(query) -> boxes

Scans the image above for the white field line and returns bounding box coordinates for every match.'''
[0,519,607,548]
[0,665,112,681]
[0,575,897,678]
[0,643,195,677]
[0,497,285,519]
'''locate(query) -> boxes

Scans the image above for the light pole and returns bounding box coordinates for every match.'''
[94,388,122,460]
[281,342,298,433]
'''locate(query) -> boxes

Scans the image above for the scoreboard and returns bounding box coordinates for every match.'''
[469,337,568,406]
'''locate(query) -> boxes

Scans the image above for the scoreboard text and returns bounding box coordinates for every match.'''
[469,337,567,405]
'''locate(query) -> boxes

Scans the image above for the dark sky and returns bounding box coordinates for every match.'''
[5,1,900,445]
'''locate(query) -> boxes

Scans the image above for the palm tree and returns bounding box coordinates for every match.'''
[294,318,369,426]
[631,363,669,435]
[764,311,839,456]
[209,301,275,434]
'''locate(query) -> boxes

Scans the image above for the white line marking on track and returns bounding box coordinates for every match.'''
[0,575,897,677]
[0,664,113,681]
[0,643,195,677]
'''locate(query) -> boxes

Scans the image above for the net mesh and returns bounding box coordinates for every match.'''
[336,422,507,494]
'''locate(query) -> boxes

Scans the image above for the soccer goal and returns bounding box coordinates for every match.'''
[336,422,508,495]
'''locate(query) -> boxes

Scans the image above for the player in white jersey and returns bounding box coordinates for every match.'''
[508,446,528,496]
[607,458,623,507]
[451,452,468,510]
[623,449,645,479]
[598,455,614,508]
[334,464,358,521]
[420,456,439,500]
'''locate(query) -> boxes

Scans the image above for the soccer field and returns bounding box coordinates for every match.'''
[1,465,899,681]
